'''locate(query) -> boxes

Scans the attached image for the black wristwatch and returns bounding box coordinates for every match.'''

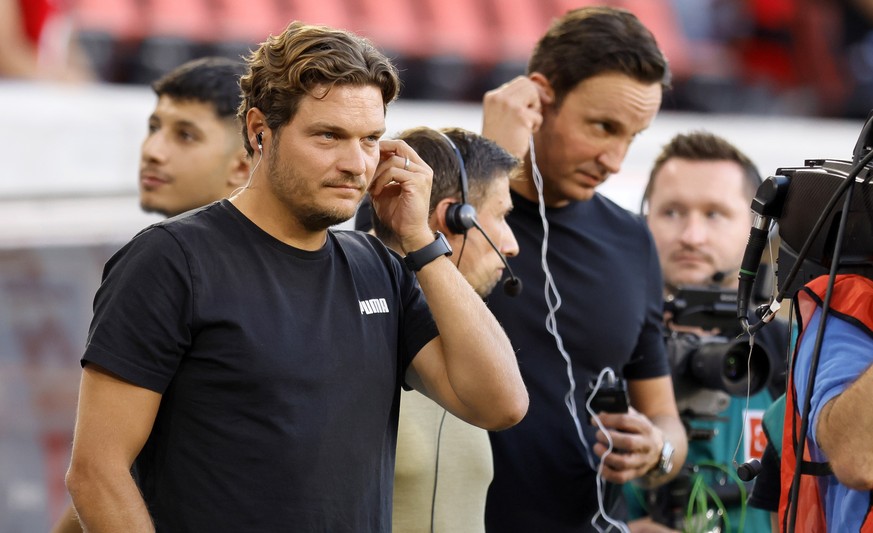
[403,231,453,271]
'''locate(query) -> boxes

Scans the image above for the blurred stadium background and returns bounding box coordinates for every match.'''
[3,0,873,530]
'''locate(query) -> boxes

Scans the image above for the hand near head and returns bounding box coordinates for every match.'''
[369,139,435,252]
[482,75,549,159]
[590,407,665,484]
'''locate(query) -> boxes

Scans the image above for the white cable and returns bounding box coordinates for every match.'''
[529,136,628,533]
[230,149,263,199]
[586,368,631,533]
[731,336,756,470]
[528,135,596,469]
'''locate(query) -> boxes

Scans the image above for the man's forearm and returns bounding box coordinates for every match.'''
[414,255,528,429]
[817,363,873,489]
[68,473,154,533]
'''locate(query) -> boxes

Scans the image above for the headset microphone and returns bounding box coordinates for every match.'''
[470,218,522,297]
[435,129,523,297]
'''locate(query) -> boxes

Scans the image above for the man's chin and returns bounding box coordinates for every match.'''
[301,208,356,232]
[140,199,170,218]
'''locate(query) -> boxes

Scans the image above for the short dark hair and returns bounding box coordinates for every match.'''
[372,127,518,244]
[644,131,762,205]
[238,21,400,157]
[151,56,246,119]
[529,6,670,108]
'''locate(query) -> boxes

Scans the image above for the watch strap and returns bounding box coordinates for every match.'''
[403,231,453,271]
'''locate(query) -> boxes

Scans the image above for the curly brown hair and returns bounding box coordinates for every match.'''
[238,21,400,156]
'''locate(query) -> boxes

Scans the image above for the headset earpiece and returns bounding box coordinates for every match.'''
[437,131,476,235]
[256,132,263,150]
[445,202,477,234]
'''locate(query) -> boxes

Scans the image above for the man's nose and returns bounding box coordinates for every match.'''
[679,213,707,245]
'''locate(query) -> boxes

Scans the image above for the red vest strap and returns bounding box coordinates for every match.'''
[779,275,873,531]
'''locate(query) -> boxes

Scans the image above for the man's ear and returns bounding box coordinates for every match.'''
[430,197,456,235]
[529,72,555,108]
[245,107,267,153]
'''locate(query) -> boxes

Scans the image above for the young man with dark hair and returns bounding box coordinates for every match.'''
[139,56,249,217]
[52,55,251,533]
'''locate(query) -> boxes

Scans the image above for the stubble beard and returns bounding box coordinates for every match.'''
[266,150,356,232]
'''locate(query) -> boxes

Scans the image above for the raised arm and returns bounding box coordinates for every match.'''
[369,139,528,431]
[65,364,161,532]
[481,75,548,159]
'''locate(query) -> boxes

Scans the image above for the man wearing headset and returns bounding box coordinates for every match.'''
[479,7,687,531]
[364,126,519,532]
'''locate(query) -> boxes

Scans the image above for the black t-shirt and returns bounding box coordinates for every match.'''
[83,200,438,532]
[485,192,669,532]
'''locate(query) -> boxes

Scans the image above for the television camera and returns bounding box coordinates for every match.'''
[735,112,873,533]
[664,273,775,423]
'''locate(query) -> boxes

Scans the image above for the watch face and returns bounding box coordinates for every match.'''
[661,441,675,473]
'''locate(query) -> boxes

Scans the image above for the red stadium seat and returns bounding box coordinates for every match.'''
[481,0,551,63]
[351,0,423,58]
[274,0,353,30]
[213,0,285,44]
[71,0,142,40]
[416,0,495,63]
[143,0,214,42]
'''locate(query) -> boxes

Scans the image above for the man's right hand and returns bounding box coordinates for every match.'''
[481,75,547,159]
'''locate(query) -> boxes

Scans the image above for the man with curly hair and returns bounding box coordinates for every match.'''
[64,22,527,532]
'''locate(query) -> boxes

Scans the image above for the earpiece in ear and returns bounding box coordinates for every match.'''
[445,202,477,235]
[256,132,264,149]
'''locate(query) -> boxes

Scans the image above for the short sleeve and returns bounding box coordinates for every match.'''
[83,227,194,393]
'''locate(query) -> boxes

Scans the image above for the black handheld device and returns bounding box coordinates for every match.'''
[586,375,629,415]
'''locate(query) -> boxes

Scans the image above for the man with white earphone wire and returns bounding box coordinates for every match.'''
[480,7,687,532]
[64,23,528,532]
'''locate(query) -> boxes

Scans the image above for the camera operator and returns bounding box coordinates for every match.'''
[627,132,790,532]
[778,276,873,532]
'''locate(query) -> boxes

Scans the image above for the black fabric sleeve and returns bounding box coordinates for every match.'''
[625,223,670,380]
[83,227,193,393]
